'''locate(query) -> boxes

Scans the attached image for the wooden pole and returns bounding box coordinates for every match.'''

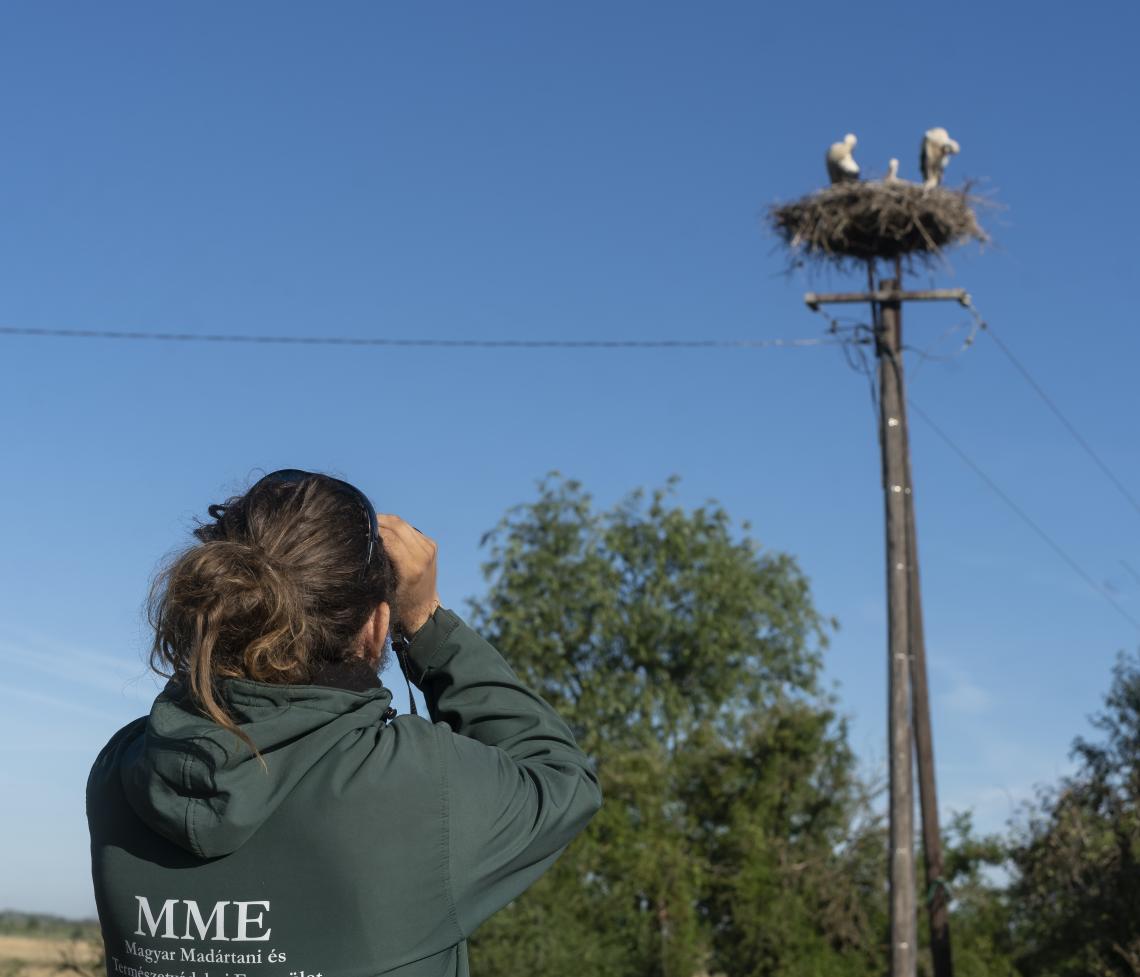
[805,274,960,976]
[876,281,917,977]
[901,384,954,977]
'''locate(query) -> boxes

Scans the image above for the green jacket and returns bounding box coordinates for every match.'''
[86,608,603,977]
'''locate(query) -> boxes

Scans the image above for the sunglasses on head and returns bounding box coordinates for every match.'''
[210,468,380,574]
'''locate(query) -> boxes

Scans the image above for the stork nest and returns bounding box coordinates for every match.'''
[768,179,990,269]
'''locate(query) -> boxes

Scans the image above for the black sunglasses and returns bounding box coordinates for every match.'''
[211,468,380,574]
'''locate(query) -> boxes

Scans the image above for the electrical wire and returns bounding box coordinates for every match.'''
[907,397,1140,633]
[6,311,1133,631]
[962,300,1140,522]
[903,319,978,381]
[807,305,879,420]
[0,325,842,350]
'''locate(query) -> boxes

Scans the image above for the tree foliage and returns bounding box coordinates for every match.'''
[461,473,1134,977]
[1007,652,1140,977]
[927,813,1017,977]
[465,475,886,976]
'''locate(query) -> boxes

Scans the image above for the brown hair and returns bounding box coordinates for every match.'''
[147,472,397,754]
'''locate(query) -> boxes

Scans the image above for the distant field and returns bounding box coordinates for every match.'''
[0,935,103,977]
[0,916,98,944]
[0,914,101,977]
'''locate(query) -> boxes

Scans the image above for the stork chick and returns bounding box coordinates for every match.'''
[885,158,901,183]
[826,133,860,184]
[920,127,960,188]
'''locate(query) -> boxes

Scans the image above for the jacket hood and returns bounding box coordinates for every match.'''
[119,677,395,858]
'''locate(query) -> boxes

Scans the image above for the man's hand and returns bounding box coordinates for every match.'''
[378,514,442,637]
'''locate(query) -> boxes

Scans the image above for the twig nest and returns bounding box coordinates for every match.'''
[768,180,989,268]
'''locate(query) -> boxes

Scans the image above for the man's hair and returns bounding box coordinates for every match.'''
[147,473,397,752]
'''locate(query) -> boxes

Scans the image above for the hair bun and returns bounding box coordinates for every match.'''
[149,473,398,756]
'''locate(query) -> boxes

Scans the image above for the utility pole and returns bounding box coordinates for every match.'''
[876,282,917,977]
[902,396,954,977]
[804,282,969,977]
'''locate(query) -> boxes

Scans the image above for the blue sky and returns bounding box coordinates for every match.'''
[2,1,1138,917]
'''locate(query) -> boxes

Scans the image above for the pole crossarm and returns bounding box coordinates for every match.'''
[804,288,968,310]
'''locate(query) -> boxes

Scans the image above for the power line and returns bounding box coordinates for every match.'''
[908,397,1140,633]
[962,301,1140,522]
[0,324,842,350]
[904,318,979,380]
[807,305,880,422]
[13,313,1131,629]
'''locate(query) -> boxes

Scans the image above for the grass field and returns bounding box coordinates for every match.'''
[0,916,103,977]
[0,935,103,977]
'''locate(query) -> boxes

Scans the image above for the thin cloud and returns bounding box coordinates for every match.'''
[0,634,158,702]
[930,655,994,715]
[0,683,126,725]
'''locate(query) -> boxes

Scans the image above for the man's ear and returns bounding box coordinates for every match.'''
[371,601,391,658]
[357,602,391,663]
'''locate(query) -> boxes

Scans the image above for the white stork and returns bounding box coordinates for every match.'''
[920,127,960,188]
[826,133,860,184]
[885,158,901,183]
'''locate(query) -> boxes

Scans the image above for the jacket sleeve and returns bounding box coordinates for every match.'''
[403,607,603,938]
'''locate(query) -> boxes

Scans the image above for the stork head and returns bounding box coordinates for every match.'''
[928,126,960,150]
[887,158,899,178]
[844,133,857,149]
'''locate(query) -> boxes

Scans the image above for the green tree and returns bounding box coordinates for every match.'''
[1008,652,1140,977]
[464,475,889,977]
[921,812,1017,977]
